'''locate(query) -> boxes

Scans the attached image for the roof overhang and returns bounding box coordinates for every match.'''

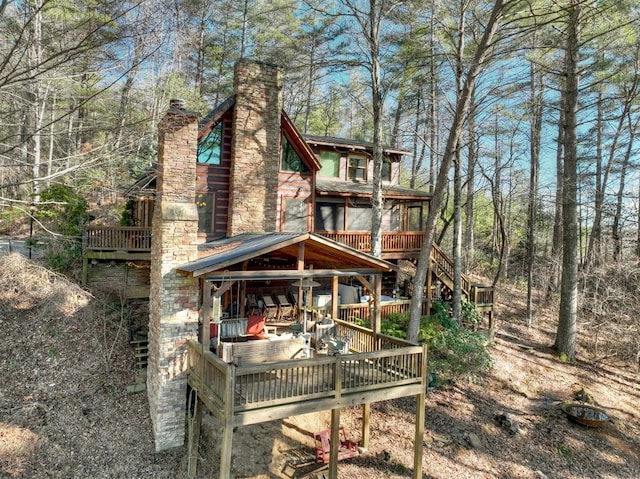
[177,232,392,278]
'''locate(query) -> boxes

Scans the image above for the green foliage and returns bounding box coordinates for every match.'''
[36,184,89,271]
[120,199,135,226]
[381,302,492,385]
[39,184,89,237]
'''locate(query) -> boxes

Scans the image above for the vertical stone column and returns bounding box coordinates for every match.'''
[228,60,283,235]
[147,99,200,451]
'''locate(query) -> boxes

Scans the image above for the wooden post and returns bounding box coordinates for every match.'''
[413,343,428,479]
[219,366,236,479]
[329,408,341,479]
[331,276,339,320]
[361,403,371,449]
[201,281,212,348]
[187,396,203,478]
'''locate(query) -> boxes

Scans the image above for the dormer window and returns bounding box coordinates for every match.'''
[281,136,309,173]
[197,122,223,165]
[348,155,367,181]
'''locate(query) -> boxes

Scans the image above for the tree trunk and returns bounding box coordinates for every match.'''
[526,56,543,327]
[408,0,506,343]
[555,0,581,360]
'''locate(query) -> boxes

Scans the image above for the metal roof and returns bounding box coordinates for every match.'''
[177,232,392,278]
[302,134,412,157]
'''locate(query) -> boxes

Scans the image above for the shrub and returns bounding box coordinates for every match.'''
[34,184,89,271]
[381,302,492,386]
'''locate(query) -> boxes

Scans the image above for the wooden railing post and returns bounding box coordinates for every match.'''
[219,366,236,479]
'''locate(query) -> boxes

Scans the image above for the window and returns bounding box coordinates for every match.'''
[382,159,391,181]
[197,123,222,165]
[348,155,367,181]
[281,136,309,173]
[408,205,423,231]
[196,192,215,233]
[319,151,340,177]
[347,203,372,230]
[283,198,307,232]
[315,202,345,230]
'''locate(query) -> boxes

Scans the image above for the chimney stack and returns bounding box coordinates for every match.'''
[228,60,283,235]
[147,99,200,451]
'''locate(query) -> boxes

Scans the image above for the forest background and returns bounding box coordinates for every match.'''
[0,0,639,366]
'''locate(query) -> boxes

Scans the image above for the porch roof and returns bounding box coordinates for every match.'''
[177,232,393,278]
[316,179,431,200]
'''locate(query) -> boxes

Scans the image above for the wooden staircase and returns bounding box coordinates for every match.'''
[409,243,494,318]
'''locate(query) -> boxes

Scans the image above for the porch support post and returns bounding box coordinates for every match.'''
[331,275,339,320]
[413,343,428,479]
[329,408,340,479]
[361,403,371,448]
[201,281,212,347]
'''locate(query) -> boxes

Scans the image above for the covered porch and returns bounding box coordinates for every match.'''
[177,232,428,479]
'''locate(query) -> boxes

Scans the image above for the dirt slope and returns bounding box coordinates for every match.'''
[1,253,638,478]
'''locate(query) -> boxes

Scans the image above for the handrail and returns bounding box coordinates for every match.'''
[187,338,426,420]
[316,231,424,253]
[83,226,152,251]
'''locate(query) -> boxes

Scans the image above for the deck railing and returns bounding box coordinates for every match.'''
[316,231,424,253]
[83,226,152,251]
[187,322,427,426]
[335,299,430,324]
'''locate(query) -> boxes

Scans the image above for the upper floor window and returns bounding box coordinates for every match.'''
[382,159,391,181]
[319,151,340,177]
[197,122,222,165]
[281,136,309,173]
[348,155,367,181]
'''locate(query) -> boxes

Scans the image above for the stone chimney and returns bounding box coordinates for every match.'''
[228,60,283,236]
[147,99,200,451]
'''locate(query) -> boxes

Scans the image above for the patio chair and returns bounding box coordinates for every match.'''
[314,426,359,464]
[246,293,263,316]
[276,294,295,321]
[261,295,279,322]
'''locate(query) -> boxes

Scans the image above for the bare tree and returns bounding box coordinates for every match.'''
[408,0,511,343]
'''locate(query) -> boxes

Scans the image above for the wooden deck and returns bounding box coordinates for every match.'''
[187,320,427,427]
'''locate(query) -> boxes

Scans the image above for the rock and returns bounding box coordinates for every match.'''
[494,412,523,435]
[535,471,549,479]
[467,432,483,449]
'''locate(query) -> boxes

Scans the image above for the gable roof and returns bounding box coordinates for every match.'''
[177,232,392,279]
[303,134,411,159]
[198,95,235,140]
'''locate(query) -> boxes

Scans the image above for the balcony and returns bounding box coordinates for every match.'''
[316,231,424,258]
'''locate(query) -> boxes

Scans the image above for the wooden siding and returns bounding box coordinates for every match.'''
[197,110,234,241]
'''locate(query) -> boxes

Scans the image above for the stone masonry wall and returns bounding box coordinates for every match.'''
[228,60,283,236]
[147,100,200,452]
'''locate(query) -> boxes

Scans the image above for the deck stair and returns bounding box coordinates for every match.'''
[127,335,149,394]
[408,242,494,319]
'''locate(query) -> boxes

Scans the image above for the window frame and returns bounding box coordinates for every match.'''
[348,154,368,181]
[197,122,223,165]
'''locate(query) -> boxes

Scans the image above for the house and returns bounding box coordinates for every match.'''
[140,79,427,479]
[82,58,492,331]
[79,60,493,478]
